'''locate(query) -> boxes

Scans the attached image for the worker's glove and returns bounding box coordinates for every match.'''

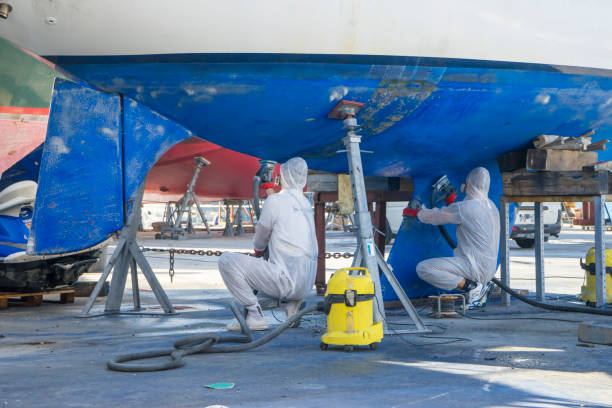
[402,207,420,218]
[260,182,276,190]
[403,199,422,219]
[252,249,265,258]
[445,191,457,205]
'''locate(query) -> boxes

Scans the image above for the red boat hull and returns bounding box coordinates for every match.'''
[143,136,276,202]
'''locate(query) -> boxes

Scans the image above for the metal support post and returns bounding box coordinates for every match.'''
[534,202,545,302]
[343,132,385,324]
[160,157,211,239]
[499,197,510,306]
[594,195,607,308]
[329,100,428,334]
[223,201,234,236]
[130,258,141,311]
[234,202,244,236]
[81,185,175,316]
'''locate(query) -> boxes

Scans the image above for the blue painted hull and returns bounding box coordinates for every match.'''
[36,55,612,298]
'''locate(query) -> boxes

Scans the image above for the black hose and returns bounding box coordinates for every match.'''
[431,201,612,316]
[107,302,322,372]
[252,175,262,219]
[430,191,457,251]
[490,277,612,316]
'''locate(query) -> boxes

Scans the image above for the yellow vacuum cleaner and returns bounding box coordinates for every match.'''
[320,267,383,352]
[580,247,612,305]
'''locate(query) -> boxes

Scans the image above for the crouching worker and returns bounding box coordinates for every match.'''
[403,167,500,309]
[219,157,318,331]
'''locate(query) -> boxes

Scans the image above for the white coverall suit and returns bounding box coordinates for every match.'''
[218,158,318,308]
[416,167,500,290]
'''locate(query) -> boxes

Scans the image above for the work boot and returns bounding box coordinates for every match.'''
[284,300,304,328]
[466,281,494,310]
[226,304,269,331]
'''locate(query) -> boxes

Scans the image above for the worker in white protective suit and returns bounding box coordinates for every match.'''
[403,167,500,309]
[218,157,318,331]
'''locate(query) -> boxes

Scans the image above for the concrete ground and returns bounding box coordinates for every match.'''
[0,225,611,407]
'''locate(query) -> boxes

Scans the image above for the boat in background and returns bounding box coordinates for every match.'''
[143,136,266,203]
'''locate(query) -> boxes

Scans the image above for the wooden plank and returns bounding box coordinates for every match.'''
[22,295,43,307]
[583,160,612,172]
[374,200,387,254]
[315,190,412,203]
[0,298,7,310]
[497,150,527,172]
[526,149,598,171]
[503,170,609,196]
[307,173,412,193]
[0,288,74,299]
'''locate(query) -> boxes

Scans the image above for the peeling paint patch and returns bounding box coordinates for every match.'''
[443,72,496,84]
[329,86,349,102]
[48,136,70,155]
[359,78,437,136]
[375,161,411,177]
[100,127,118,139]
[535,93,551,105]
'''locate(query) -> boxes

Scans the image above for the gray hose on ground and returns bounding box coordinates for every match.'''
[107,302,322,372]
[435,217,612,316]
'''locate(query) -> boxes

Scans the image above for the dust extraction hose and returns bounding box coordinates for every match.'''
[432,206,612,316]
[107,302,322,372]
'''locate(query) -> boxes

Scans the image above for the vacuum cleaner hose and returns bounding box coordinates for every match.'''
[107,302,322,372]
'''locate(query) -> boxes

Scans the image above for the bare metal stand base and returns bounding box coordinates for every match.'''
[159,157,211,240]
[332,102,429,335]
[81,187,175,317]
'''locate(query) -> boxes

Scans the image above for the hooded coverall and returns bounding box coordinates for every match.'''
[218,157,318,307]
[416,167,500,290]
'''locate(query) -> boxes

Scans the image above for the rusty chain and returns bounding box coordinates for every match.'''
[140,246,354,282]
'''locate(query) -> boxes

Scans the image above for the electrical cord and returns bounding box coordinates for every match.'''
[465,314,582,323]
[374,298,471,346]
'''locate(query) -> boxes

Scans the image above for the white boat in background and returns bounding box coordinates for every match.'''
[2,0,612,72]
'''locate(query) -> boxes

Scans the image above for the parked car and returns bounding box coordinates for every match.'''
[511,202,563,248]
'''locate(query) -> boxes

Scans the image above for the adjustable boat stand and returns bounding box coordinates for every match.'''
[80,185,175,317]
[330,100,429,334]
[158,156,211,240]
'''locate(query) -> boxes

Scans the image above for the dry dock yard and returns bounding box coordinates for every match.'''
[0,228,610,408]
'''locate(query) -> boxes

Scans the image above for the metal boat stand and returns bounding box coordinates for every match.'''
[223,200,246,237]
[330,100,430,335]
[80,186,175,317]
[158,156,211,240]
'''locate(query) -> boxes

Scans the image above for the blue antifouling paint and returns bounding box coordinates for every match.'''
[30,79,123,255]
[0,215,29,257]
[122,96,194,204]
